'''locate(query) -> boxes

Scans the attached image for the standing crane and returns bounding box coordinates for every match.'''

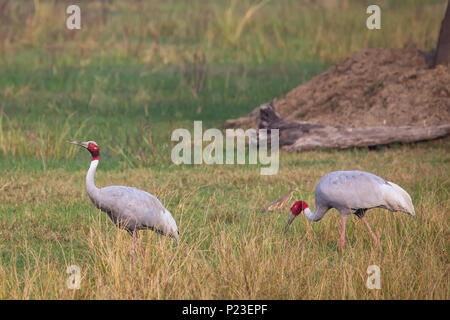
[68,140,179,256]
[283,170,415,249]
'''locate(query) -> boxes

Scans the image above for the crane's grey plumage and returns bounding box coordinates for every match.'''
[68,140,179,251]
[285,170,415,249]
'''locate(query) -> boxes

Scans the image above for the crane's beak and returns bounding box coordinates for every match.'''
[284,212,296,233]
[67,140,89,149]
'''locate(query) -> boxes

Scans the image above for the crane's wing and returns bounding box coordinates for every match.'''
[317,171,414,215]
[93,186,179,239]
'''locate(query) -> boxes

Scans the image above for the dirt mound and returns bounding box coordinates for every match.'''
[225,46,450,128]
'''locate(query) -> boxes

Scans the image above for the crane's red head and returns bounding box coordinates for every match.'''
[290,200,308,216]
[67,140,100,161]
[87,141,99,161]
[285,200,308,233]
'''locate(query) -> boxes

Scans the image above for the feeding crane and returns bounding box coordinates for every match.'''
[68,140,179,255]
[283,170,415,249]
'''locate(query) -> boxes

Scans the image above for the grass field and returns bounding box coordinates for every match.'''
[0,0,448,299]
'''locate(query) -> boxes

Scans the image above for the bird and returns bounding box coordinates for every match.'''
[262,188,296,213]
[67,140,179,256]
[283,170,415,249]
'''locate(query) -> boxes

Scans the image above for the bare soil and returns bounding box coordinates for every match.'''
[224,46,450,128]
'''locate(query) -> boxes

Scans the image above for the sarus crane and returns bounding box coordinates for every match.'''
[283,170,415,249]
[68,140,179,255]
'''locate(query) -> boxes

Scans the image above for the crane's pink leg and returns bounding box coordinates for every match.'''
[131,233,137,263]
[361,217,379,249]
[339,216,347,250]
[136,236,146,257]
[131,230,146,257]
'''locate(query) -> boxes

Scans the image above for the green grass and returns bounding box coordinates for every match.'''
[0,0,448,299]
[0,56,327,165]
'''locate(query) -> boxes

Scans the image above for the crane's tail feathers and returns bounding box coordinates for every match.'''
[386,182,415,217]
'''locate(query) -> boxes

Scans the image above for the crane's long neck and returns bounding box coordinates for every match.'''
[304,207,316,221]
[86,159,100,204]
[303,204,328,222]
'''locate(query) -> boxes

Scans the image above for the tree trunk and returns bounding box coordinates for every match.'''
[258,102,450,152]
[434,0,450,67]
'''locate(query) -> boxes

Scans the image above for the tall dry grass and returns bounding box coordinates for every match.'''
[0,141,448,299]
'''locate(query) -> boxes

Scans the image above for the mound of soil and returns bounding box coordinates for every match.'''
[224,46,450,129]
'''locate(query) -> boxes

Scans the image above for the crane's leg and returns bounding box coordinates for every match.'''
[127,229,146,258]
[339,216,347,250]
[361,217,379,249]
[138,237,146,258]
[130,230,138,262]
[132,230,146,257]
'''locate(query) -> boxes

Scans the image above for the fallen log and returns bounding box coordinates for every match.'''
[257,101,450,151]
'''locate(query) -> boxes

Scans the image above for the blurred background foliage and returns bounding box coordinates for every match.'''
[0,0,445,166]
